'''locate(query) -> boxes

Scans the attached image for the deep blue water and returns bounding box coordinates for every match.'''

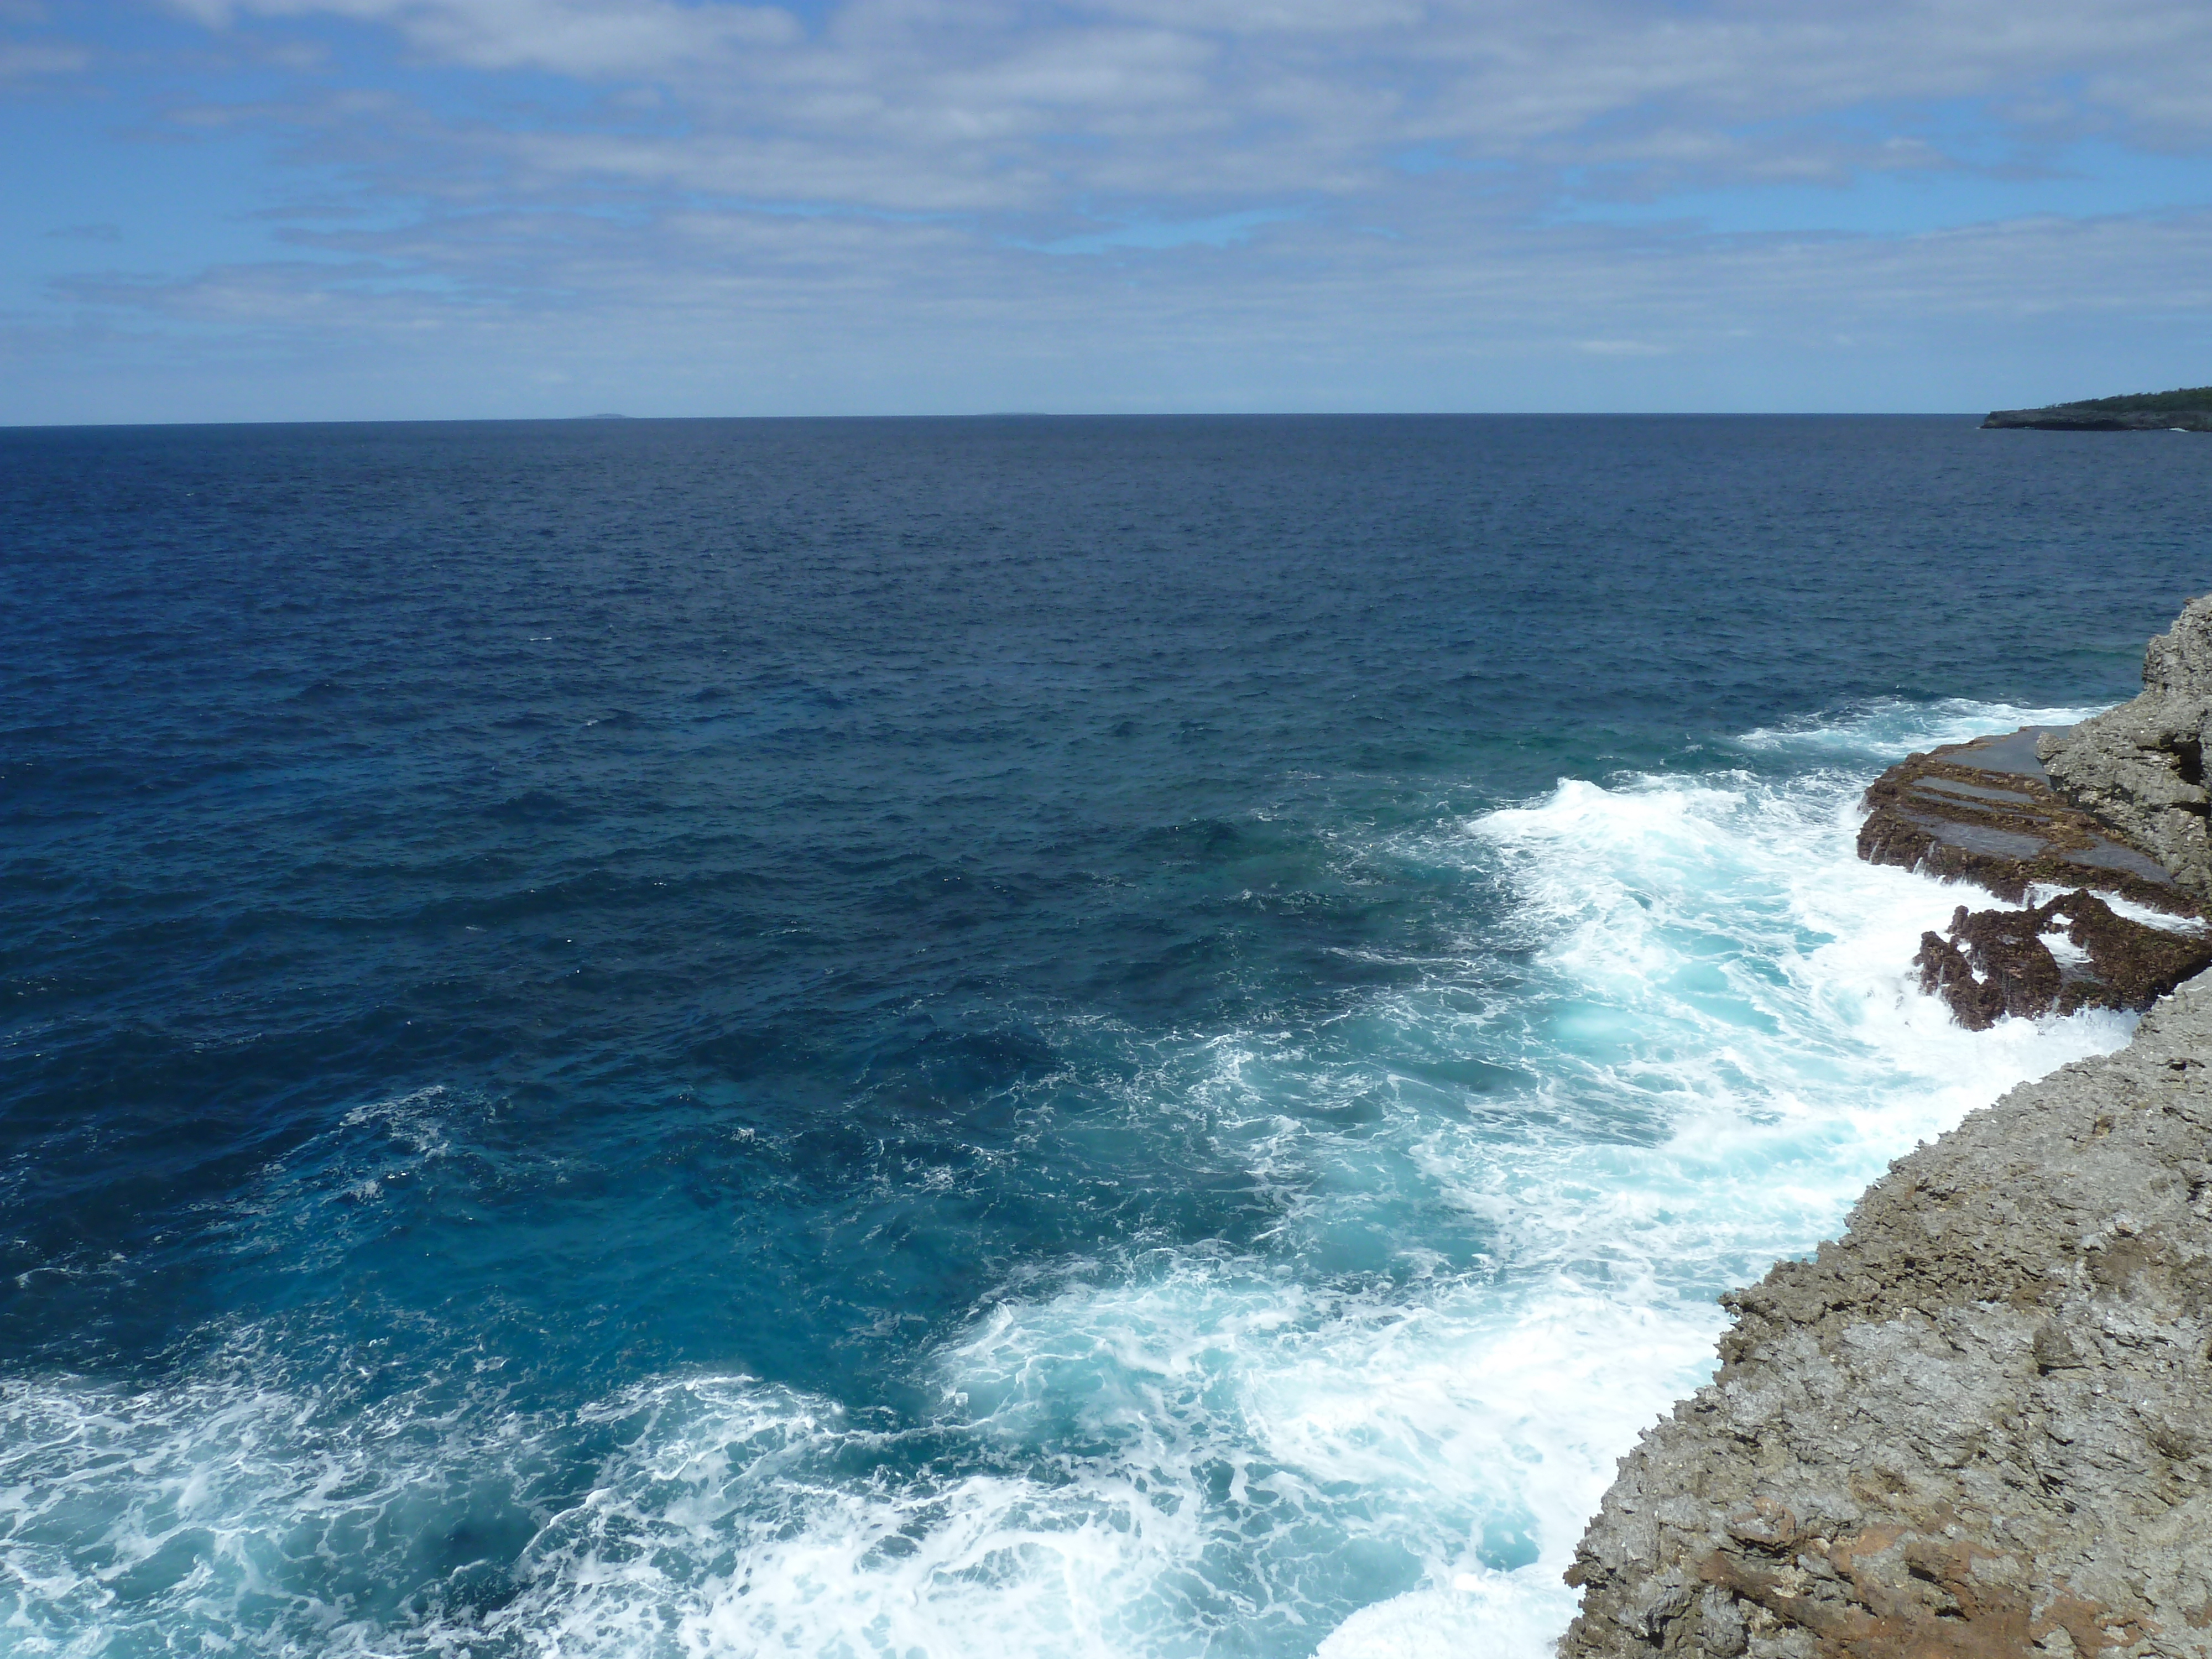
[2,415,2207,1656]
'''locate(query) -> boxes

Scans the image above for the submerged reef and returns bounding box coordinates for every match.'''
[1562,600,2212,1659]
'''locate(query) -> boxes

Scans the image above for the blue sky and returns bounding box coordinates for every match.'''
[7,0,2212,420]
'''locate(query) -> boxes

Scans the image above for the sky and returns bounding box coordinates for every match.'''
[7,0,2212,420]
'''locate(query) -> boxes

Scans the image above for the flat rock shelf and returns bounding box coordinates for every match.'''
[1859,726,2190,911]
[1858,727,2211,1028]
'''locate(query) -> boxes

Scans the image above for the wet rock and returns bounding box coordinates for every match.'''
[1858,711,2205,1028]
[2063,890,2212,1006]
[1859,728,2194,915]
[1914,891,2212,1030]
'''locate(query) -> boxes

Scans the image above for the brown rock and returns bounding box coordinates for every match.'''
[1858,728,2194,915]
[1913,891,2212,1030]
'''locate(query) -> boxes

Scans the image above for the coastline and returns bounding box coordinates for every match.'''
[1561,604,2212,1658]
[1562,971,2212,1657]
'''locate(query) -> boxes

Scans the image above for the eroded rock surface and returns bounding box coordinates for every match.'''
[1859,726,2205,1022]
[2041,598,2212,908]
[1915,890,2212,1030]
[1859,728,2193,915]
[1560,977,2212,1659]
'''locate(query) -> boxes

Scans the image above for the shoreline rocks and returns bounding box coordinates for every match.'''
[1561,977,2212,1659]
[1561,598,2212,1659]
[2041,599,2212,910]
[1858,724,2207,1027]
[1914,889,2212,1030]
[1858,726,2194,915]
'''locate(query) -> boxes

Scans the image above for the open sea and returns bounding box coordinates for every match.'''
[2,414,2208,1658]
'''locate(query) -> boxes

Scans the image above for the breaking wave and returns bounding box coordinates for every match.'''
[0,701,2140,1658]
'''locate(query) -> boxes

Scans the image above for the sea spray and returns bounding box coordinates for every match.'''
[0,700,2148,1658]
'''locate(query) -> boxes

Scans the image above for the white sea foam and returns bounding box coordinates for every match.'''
[0,699,2147,1658]
[2026,881,2206,932]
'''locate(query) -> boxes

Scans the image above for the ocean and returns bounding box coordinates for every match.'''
[2,414,2205,1657]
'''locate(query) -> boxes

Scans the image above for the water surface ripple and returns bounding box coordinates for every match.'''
[2,415,2206,1655]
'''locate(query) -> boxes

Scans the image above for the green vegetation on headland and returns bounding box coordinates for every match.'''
[1983,385,2212,431]
[2054,385,2212,414]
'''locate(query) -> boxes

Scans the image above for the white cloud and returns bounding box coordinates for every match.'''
[168,0,798,74]
[12,0,2212,417]
[122,0,2212,227]
[0,38,86,72]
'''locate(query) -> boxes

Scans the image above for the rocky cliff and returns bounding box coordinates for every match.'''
[1561,606,2212,1659]
[2041,599,2212,910]
[1559,985,2212,1659]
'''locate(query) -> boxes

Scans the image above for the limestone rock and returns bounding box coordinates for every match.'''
[1858,728,2192,914]
[2040,598,2212,907]
[1560,977,2212,1659]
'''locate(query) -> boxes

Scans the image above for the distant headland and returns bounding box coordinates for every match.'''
[1984,385,2212,431]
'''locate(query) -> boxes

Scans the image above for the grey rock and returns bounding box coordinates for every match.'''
[1561,983,2212,1659]
[2040,598,2212,906]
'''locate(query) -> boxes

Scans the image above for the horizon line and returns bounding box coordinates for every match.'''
[0,410,2018,432]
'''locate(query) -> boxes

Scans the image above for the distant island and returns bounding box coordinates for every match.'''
[1984,384,2212,430]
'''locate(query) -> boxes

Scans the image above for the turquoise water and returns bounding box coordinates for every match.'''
[2,415,2206,1656]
